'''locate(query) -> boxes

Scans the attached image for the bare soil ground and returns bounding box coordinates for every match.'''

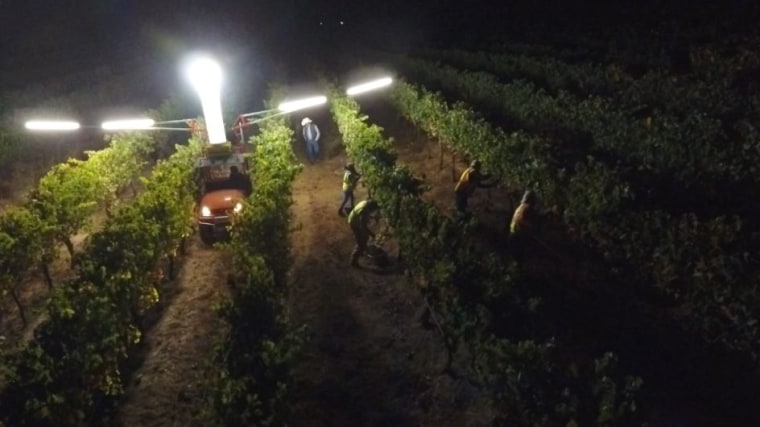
[112,239,229,427]
[108,117,490,426]
[5,99,739,426]
[287,115,491,427]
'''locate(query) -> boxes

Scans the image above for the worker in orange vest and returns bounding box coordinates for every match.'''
[509,190,541,261]
[510,190,539,235]
[454,160,496,214]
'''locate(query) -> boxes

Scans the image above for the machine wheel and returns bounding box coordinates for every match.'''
[199,224,215,246]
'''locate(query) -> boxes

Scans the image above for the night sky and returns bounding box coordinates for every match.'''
[2,0,752,60]
[1,0,757,114]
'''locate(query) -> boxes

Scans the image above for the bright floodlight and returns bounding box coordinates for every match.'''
[101,118,156,130]
[346,77,393,96]
[25,120,81,131]
[186,57,227,144]
[278,96,327,113]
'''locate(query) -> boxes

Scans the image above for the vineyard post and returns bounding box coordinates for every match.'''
[63,237,76,267]
[10,286,26,327]
[451,152,457,182]
[439,139,444,169]
[424,295,455,374]
[167,254,175,280]
[39,262,53,290]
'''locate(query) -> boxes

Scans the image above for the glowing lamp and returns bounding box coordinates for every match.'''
[25,120,81,131]
[346,77,393,96]
[186,57,227,144]
[278,96,327,113]
[101,118,156,130]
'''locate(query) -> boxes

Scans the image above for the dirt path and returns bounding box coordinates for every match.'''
[287,120,489,427]
[112,238,228,427]
[104,116,489,426]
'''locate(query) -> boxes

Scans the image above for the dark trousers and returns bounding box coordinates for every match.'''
[306,140,319,162]
[455,191,468,213]
[508,232,533,263]
[351,225,369,263]
[339,190,354,214]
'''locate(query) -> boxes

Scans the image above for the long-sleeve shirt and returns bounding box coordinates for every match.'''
[455,166,484,196]
[343,170,360,191]
[348,200,373,231]
[510,202,538,234]
[302,123,320,142]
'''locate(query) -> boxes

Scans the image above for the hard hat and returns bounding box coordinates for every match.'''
[470,159,481,169]
[301,117,312,126]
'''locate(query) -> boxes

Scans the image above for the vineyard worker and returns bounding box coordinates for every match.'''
[510,190,539,236]
[229,166,252,194]
[348,198,379,267]
[509,190,541,261]
[454,159,496,214]
[339,162,362,216]
[301,117,321,163]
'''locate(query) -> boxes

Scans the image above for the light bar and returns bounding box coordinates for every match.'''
[186,57,227,144]
[346,77,393,96]
[278,96,327,113]
[238,108,278,118]
[101,118,156,130]
[153,118,195,125]
[25,120,81,131]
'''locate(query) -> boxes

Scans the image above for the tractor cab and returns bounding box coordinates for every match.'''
[194,143,252,245]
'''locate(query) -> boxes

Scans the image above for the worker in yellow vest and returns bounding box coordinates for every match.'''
[348,199,379,267]
[454,160,496,214]
[339,163,361,216]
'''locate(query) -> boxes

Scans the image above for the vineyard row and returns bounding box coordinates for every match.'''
[387,78,760,375]
[328,83,642,425]
[0,135,202,426]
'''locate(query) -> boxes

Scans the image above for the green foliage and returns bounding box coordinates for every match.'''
[25,131,159,268]
[475,341,641,426]
[393,56,759,186]
[328,85,642,424]
[0,208,45,286]
[206,114,305,426]
[28,159,100,259]
[419,47,750,120]
[84,132,156,215]
[389,71,760,367]
[0,122,163,329]
[0,208,46,324]
[0,138,201,426]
